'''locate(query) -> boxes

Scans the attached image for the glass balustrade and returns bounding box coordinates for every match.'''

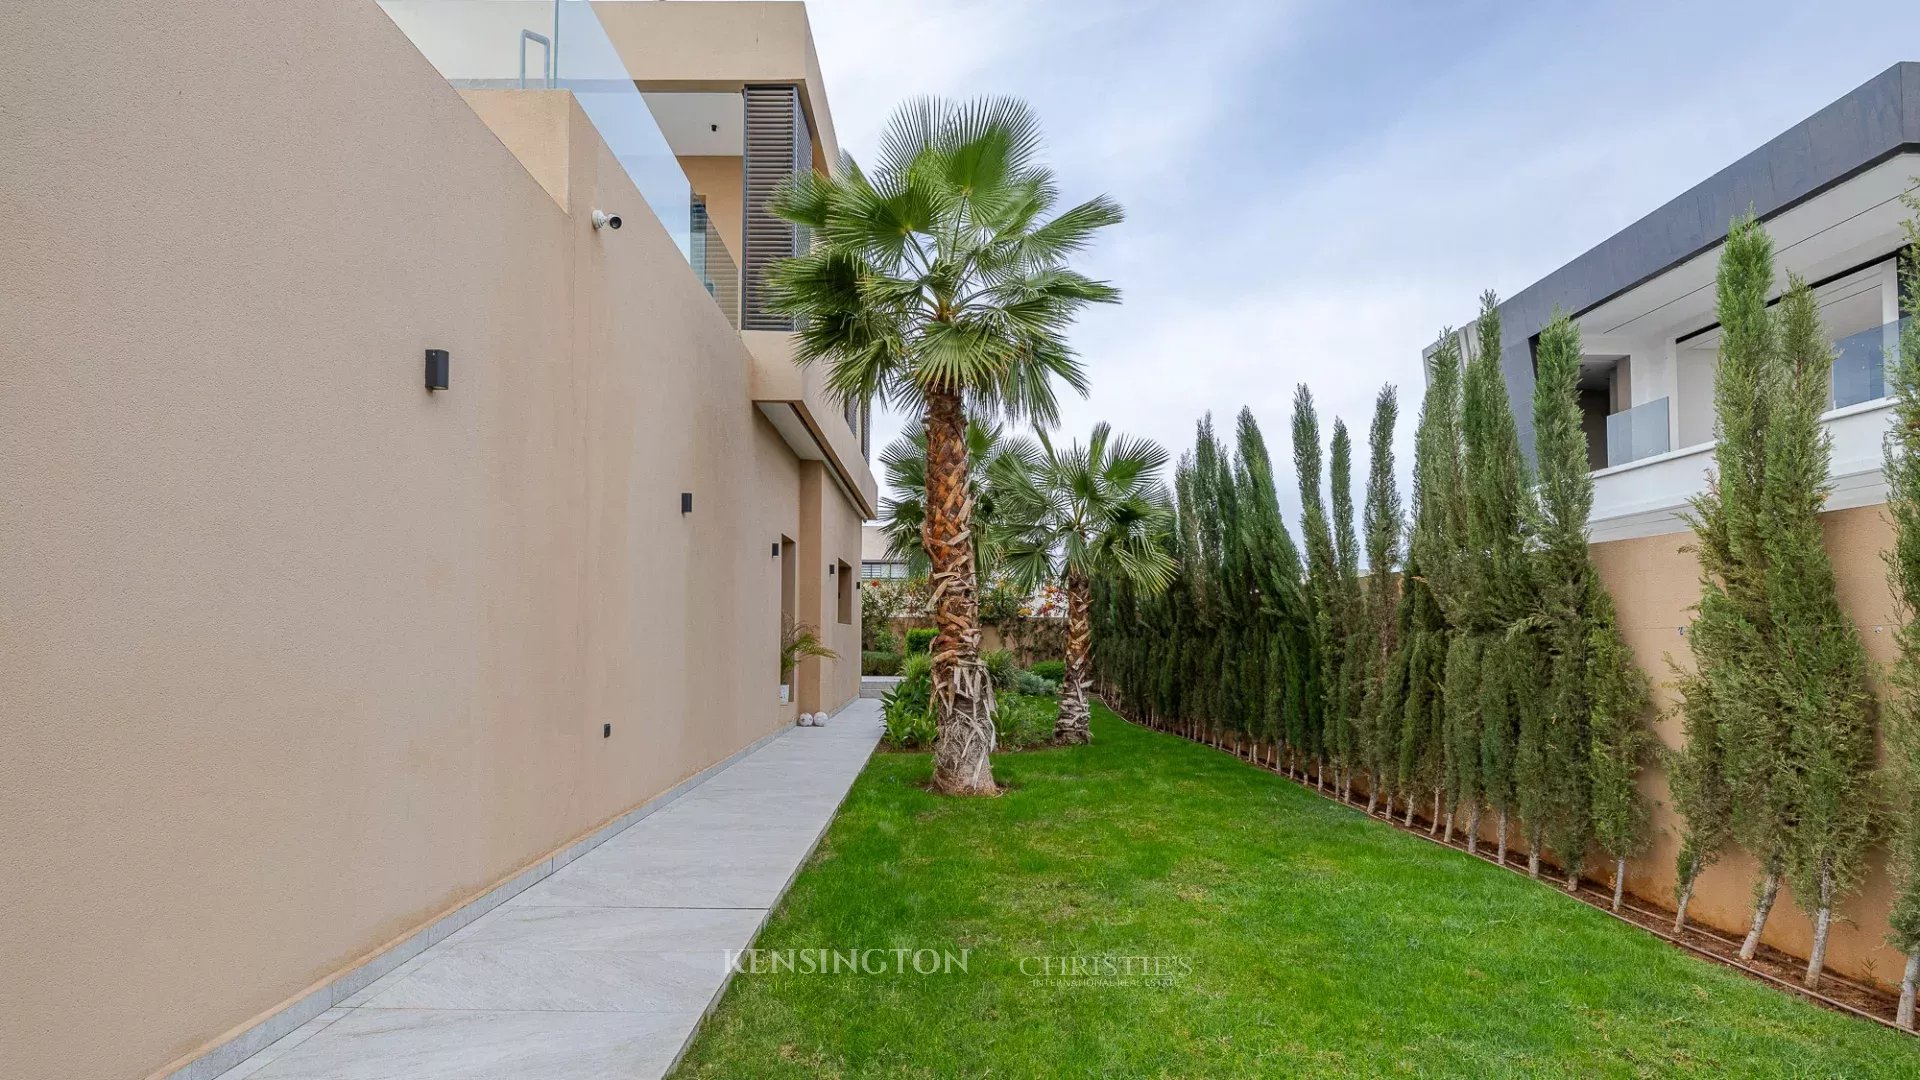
[378,1,740,313]
[1604,396,1670,469]
[1831,316,1910,410]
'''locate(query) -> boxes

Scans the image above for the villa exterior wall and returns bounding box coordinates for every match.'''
[1592,506,1906,990]
[0,3,858,1078]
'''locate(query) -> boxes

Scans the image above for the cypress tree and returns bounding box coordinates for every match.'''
[1671,217,1776,932]
[1398,335,1467,832]
[1232,408,1311,769]
[1531,312,1652,900]
[1358,386,1403,816]
[1330,419,1363,797]
[1768,278,1875,989]
[1882,197,1920,1027]
[1444,292,1536,858]
[1090,406,1316,773]
[1692,217,1800,960]
[1294,386,1339,786]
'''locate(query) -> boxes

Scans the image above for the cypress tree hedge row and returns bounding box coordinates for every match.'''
[1095,208,1920,1016]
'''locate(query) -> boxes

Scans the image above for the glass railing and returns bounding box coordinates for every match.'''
[378,1,740,314]
[1605,396,1671,469]
[692,200,740,328]
[1831,317,1910,410]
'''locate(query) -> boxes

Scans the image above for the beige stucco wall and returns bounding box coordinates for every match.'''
[0,4,858,1078]
[679,154,745,264]
[1594,505,1905,989]
[594,0,839,167]
[795,463,866,713]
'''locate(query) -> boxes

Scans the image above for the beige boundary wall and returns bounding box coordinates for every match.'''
[1592,504,1907,992]
[0,4,862,1078]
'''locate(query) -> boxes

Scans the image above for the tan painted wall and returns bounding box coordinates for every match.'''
[1594,505,1905,990]
[795,463,865,713]
[0,4,857,1078]
[679,154,745,264]
[594,0,840,166]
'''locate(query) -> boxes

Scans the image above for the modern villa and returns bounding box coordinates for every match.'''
[4,2,874,1078]
[1440,61,1920,993]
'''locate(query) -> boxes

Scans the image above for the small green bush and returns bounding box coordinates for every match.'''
[992,693,1058,750]
[982,648,1017,690]
[1026,659,1065,683]
[882,653,935,749]
[905,627,937,655]
[868,628,900,655]
[862,651,902,676]
[1014,670,1059,697]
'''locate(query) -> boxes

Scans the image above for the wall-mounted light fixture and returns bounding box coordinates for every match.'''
[771,542,780,558]
[681,492,694,514]
[424,349,449,391]
[828,563,836,575]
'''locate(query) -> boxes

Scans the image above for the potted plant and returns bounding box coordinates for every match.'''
[780,617,839,707]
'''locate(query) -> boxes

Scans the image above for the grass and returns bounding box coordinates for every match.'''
[673,705,1920,1079]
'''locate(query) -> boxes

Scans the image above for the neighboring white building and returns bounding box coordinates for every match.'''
[861,522,911,580]
[1437,61,1919,543]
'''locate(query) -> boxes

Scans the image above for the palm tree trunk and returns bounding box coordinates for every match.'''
[1053,571,1093,745]
[1899,952,1919,1030]
[922,389,996,796]
[1739,869,1781,962]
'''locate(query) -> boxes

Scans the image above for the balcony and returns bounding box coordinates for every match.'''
[379,0,740,325]
[1586,315,1909,542]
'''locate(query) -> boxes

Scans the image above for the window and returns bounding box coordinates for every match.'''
[837,560,853,624]
[861,560,907,581]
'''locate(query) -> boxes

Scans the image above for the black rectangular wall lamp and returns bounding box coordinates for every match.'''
[772,542,780,557]
[424,349,449,391]
[828,563,836,575]
[681,492,693,514]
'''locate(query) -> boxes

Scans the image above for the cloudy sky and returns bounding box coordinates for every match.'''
[794,0,1920,523]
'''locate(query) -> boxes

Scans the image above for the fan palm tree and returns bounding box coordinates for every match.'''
[995,423,1177,744]
[766,98,1122,794]
[876,420,1028,584]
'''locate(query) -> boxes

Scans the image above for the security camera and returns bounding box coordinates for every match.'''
[592,209,622,231]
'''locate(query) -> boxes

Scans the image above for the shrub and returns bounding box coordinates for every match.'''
[905,627,937,655]
[1014,670,1059,698]
[983,648,1017,690]
[1027,659,1065,683]
[868,628,900,656]
[882,653,935,749]
[862,651,902,676]
[993,693,1058,750]
[979,581,1025,624]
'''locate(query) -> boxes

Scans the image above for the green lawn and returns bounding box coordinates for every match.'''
[674,705,1920,1079]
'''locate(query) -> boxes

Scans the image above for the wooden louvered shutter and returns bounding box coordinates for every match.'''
[742,85,813,331]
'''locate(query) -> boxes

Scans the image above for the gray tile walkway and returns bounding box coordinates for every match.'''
[217,701,881,1080]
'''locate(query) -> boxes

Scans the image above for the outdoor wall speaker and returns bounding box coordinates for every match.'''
[681,492,694,514]
[424,349,449,391]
